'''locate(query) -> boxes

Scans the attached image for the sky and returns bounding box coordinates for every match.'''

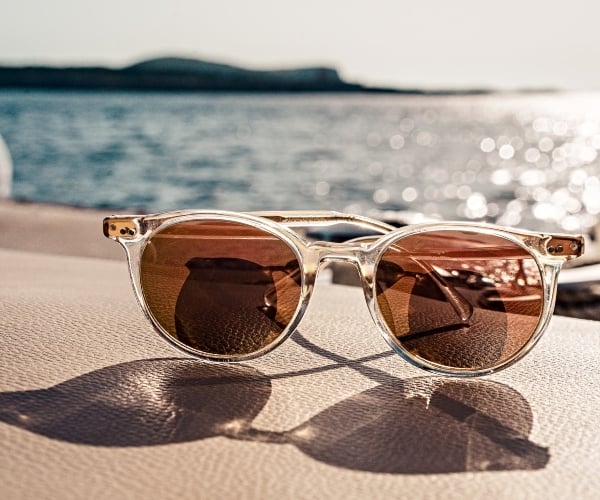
[1,0,599,90]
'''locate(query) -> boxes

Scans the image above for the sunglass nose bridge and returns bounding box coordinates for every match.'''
[309,240,376,286]
[310,240,369,264]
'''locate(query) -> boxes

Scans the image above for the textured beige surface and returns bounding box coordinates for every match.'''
[1,248,599,499]
[0,200,123,260]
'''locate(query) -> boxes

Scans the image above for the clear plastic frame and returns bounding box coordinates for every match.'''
[104,210,585,377]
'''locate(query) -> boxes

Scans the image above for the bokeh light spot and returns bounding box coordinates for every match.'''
[401,186,418,202]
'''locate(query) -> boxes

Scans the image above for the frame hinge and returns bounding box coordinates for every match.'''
[544,235,585,259]
[103,217,140,239]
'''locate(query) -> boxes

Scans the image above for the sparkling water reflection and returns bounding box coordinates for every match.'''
[0,90,599,233]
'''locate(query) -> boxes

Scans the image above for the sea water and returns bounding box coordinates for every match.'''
[1,89,599,233]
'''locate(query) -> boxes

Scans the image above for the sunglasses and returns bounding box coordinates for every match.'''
[103,210,584,376]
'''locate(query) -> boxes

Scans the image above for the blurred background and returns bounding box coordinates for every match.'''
[1,0,600,231]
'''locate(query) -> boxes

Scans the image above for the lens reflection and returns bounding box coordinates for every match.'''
[375,230,543,370]
[140,220,302,356]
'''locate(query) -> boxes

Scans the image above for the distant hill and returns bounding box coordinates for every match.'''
[0,56,499,94]
[0,56,388,92]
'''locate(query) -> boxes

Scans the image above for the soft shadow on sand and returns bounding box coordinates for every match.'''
[0,335,549,474]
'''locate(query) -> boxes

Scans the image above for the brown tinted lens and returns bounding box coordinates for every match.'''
[140,219,302,356]
[375,230,543,370]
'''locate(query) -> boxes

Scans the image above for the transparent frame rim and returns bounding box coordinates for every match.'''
[129,211,314,363]
[368,224,558,376]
